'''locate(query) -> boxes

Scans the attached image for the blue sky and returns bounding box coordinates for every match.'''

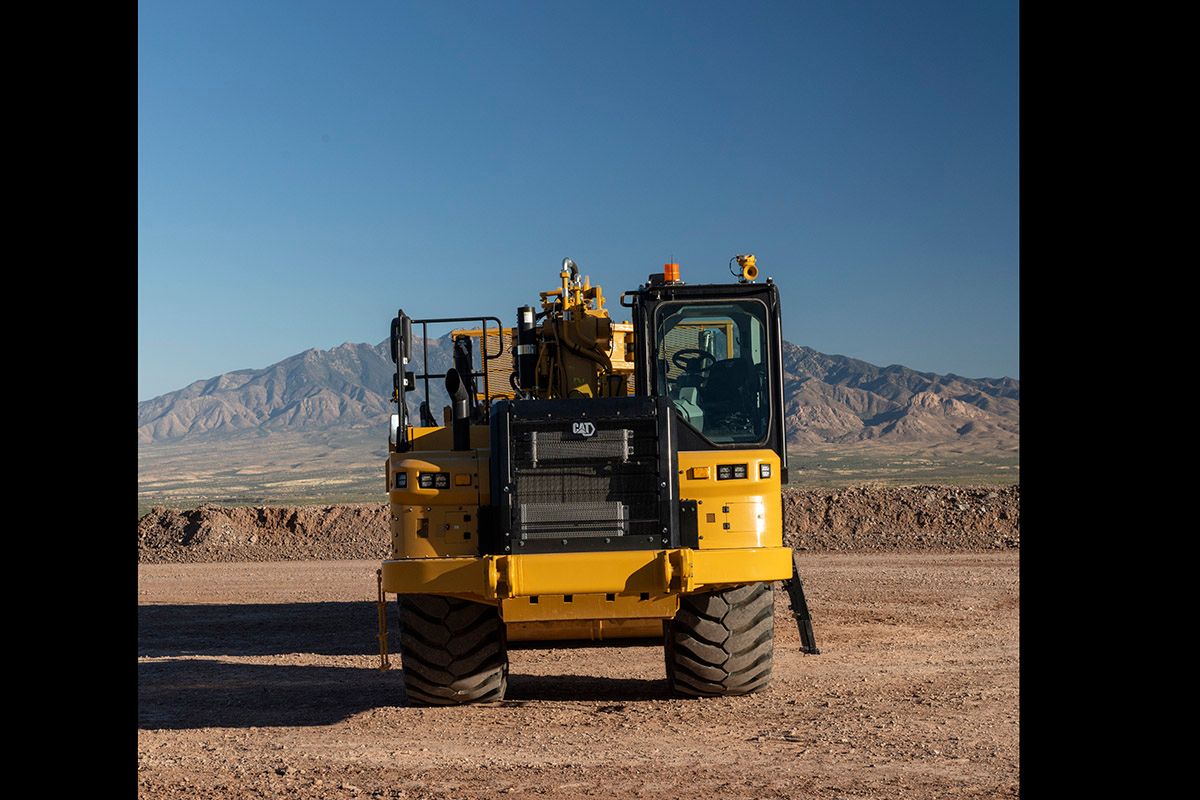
[138,1,1018,401]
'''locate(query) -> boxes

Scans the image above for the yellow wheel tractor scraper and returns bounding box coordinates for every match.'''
[377,256,818,705]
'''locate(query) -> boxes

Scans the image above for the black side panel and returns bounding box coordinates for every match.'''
[486,398,513,555]
[679,500,699,548]
[476,503,501,555]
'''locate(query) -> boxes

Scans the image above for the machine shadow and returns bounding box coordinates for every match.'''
[138,659,404,729]
[506,673,672,702]
[138,601,383,657]
[139,601,675,729]
[138,660,673,730]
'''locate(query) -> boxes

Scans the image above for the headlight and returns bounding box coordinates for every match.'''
[717,463,748,480]
[418,472,450,489]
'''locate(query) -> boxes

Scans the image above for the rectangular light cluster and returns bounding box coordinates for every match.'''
[418,472,451,489]
[716,463,748,480]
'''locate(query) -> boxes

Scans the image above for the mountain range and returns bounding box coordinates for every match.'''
[138,338,1018,449]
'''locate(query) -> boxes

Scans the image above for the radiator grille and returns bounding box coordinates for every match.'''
[510,416,661,541]
[519,501,628,538]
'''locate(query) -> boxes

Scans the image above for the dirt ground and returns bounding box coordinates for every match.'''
[138,553,1019,799]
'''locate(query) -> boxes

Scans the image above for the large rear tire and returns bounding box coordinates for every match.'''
[664,581,774,697]
[397,594,508,706]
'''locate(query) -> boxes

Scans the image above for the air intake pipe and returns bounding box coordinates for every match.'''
[445,367,471,451]
[452,335,477,419]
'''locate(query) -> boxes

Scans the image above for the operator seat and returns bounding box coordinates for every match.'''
[667,358,708,430]
[700,358,753,425]
[674,367,706,395]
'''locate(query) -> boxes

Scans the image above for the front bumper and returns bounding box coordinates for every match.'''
[381,546,794,600]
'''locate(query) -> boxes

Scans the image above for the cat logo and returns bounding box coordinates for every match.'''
[571,421,597,437]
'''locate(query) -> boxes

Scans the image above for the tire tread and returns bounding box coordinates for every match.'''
[398,594,508,706]
[664,582,775,697]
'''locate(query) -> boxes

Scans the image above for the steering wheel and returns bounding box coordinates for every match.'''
[672,348,717,372]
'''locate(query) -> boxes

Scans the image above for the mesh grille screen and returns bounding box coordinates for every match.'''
[481,329,515,399]
[530,429,630,464]
[510,416,660,540]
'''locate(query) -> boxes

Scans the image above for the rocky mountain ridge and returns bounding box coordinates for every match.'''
[139,338,1018,447]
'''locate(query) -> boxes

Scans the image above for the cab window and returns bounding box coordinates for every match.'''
[653,300,770,444]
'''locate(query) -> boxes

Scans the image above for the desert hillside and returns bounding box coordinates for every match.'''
[139,338,1018,449]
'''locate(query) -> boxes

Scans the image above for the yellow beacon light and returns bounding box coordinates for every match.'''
[735,254,758,283]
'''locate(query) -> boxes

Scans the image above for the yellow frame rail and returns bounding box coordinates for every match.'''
[380,546,794,602]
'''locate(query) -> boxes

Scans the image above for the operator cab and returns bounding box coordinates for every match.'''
[654,301,770,443]
[629,273,788,479]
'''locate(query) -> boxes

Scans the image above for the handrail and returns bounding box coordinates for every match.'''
[409,316,505,417]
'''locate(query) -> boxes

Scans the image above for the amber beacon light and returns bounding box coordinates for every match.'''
[664,262,681,282]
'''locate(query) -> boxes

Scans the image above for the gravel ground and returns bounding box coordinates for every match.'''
[138,553,1019,799]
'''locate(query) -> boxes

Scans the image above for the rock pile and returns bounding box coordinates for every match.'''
[138,484,1019,563]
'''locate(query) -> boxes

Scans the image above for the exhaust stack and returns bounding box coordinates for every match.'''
[516,305,537,396]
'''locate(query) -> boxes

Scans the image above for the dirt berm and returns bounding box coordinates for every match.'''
[137,484,1018,564]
